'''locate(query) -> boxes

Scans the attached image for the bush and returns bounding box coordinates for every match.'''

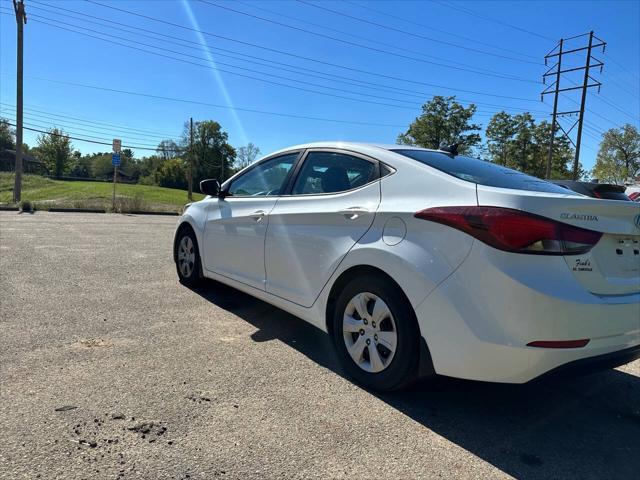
[138,174,157,186]
[19,200,33,213]
[113,193,147,213]
[156,158,187,189]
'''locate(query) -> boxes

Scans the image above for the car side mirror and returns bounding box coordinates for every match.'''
[200,179,220,197]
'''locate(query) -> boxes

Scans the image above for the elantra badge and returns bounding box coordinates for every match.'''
[560,213,598,221]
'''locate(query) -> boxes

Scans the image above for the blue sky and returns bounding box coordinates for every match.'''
[1,0,639,172]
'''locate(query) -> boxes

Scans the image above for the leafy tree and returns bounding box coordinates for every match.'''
[485,112,576,178]
[397,96,481,154]
[70,151,92,178]
[486,112,517,166]
[530,121,575,179]
[592,124,640,184]
[137,154,166,184]
[156,158,187,189]
[36,128,73,178]
[182,120,236,184]
[0,118,15,151]
[237,142,261,169]
[508,113,536,174]
[156,139,180,160]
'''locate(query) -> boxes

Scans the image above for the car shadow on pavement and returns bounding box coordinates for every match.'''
[189,280,640,480]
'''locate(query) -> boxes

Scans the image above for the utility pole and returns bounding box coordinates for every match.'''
[188,117,193,201]
[12,0,26,204]
[573,31,595,180]
[545,38,562,180]
[542,31,605,180]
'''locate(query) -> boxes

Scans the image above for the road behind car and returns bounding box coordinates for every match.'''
[1,212,638,480]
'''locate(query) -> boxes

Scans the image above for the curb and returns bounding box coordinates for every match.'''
[2,207,181,215]
[48,208,107,213]
[128,211,180,216]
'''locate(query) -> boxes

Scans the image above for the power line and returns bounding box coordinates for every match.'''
[606,54,640,84]
[433,0,639,102]
[1,109,174,143]
[235,0,539,74]
[4,121,177,152]
[0,102,181,139]
[344,0,540,61]
[588,91,639,122]
[13,9,548,114]
[184,0,539,83]
[433,0,555,42]
[22,2,500,105]
[13,12,421,111]
[8,75,414,128]
[67,1,540,100]
[31,0,537,103]
[294,0,540,65]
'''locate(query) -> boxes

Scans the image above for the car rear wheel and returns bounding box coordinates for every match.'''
[332,274,420,391]
[175,227,203,287]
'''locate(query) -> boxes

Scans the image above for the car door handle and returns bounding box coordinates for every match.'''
[338,207,369,220]
[250,210,266,222]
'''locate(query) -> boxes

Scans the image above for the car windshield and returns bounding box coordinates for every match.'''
[391,149,577,195]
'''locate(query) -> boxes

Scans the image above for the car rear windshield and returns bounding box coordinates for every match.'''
[391,149,576,195]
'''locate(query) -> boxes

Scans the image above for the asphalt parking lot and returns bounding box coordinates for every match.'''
[1,211,639,480]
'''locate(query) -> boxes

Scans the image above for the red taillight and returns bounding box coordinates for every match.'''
[527,339,590,348]
[414,206,602,255]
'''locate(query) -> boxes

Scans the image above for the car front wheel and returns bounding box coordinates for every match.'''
[332,274,420,391]
[175,227,203,287]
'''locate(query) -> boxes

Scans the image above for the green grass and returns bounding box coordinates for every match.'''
[0,173,203,212]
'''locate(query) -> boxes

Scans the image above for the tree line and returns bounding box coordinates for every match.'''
[397,96,639,182]
[1,96,638,189]
[0,118,261,189]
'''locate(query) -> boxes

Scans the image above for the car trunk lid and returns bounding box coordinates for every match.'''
[477,185,640,295]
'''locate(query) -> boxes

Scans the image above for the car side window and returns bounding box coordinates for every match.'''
[228,153,297,196]
[291,152,376,195]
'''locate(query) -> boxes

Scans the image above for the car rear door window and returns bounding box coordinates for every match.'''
[292,152,376,195]
[228,153,298,196]
[392,149,577,195]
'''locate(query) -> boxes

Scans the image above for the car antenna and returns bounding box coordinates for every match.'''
[439,143,460,156]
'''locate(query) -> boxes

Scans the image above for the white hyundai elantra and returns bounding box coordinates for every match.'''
[174,142,640,391]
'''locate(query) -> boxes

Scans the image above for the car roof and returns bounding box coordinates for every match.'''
[265,142,437,157]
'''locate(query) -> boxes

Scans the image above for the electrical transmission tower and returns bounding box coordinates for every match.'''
[541,31,606,180]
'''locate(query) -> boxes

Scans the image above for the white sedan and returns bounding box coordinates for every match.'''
[174,142,640,391]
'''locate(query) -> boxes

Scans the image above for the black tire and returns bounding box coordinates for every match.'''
[332,274,420,392]
[174,226,203,287]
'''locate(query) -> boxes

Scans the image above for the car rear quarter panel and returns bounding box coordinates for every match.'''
[316,157,479,315]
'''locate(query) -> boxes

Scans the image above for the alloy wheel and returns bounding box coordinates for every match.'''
[177,235,196,278]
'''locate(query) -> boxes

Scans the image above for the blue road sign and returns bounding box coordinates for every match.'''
[112,153,121,166]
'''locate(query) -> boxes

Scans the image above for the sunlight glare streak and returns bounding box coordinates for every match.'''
[181,0,248,145]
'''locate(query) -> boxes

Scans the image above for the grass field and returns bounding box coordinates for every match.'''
[0,173,203,212]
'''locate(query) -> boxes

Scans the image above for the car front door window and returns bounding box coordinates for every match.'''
[228,153,298,196]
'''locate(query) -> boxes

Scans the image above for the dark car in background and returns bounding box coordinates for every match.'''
[552,180,631,201]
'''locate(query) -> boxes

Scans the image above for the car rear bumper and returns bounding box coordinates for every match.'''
[414,241,640,383]
[532,344,640,381]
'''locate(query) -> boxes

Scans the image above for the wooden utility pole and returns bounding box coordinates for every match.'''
[188,117,193,200]
[12,0,26,203]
